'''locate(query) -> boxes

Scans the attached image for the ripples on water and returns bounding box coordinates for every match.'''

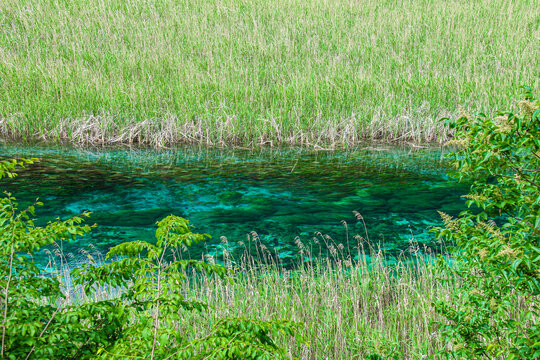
[0,144,467,265]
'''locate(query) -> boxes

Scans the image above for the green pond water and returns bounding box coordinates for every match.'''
[0,144,467,265]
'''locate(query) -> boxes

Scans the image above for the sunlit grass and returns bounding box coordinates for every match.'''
[181,237,451,359]
[1,0,538,146]
[49,234,454,359]
[43,225,537,359]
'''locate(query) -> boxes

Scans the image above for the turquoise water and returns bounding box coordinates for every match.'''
[0,144,467,264]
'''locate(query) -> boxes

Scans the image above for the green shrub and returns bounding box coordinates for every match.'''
[0,159,301,359]
[75,215,302,359]
[434,86,540,358]
[0,158,123,360]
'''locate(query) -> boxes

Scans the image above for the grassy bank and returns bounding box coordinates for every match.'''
[1,0,538,147]
[180,247,451,359]
[51,238,533,359]
[24,219,540,359]
[55,241,454,359]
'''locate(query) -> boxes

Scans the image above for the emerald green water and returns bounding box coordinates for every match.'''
[0,144,467,264]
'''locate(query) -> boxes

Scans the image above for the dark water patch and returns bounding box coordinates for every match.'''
[0,144,467,265]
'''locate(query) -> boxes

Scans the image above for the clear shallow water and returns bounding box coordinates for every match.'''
[0,144,467,264]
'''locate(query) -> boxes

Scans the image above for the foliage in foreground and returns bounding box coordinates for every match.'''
[0,159,300,359]
[0,158,117,360]
[435,87,540,358]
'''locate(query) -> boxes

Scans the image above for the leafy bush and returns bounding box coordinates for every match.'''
[75,215,302,359]
[0,158,123,360]
[0,159,301,359]
[434,86,540,358]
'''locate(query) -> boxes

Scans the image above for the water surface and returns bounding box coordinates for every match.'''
[0,144,467,264]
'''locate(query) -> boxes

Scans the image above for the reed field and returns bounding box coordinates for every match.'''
[0,0,538,147]
[53,239,455,359]
[49,235,533,360]
[180,243,451,359]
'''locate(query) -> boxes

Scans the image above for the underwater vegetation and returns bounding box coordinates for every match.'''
[0,144,467,266]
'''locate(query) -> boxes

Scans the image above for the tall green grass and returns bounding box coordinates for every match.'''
[43,229,536,359]
[1,0,538,146]
[183,240,451,359]
[55,240,453,359]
